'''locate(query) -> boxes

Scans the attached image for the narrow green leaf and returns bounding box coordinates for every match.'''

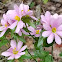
[13,34,26,43]
[45,55,53,62]
[43,0,48,4]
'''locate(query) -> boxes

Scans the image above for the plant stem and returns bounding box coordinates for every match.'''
[27,49,37,62]
[51,45,53,61]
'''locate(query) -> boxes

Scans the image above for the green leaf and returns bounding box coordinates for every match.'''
[20,55,32,59]
[21,15,36,28]
[43,0,48,4]
[37,36,44,47]
[59,52,62,57]
[0,37,9,47]
[13,33,26,43]
[30,2,35,8]
[45,55,53,62]
[43,37,54,47]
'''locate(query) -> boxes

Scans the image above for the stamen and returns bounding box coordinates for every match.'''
[15,16,20,21]
[5,24,7,27]
[13,48,18,54]
[36,30,40,34]
[52,27,56,33]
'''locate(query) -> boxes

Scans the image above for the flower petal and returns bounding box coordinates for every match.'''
[17,41,23,50]
[15,21,24,33]
[18,31,22,36]
[21,29,29,35]
[42,31,51,37]
[15,52,25,59]
[9,21,17,29]
[57,25,62,30]
[6,10,17,20]
[8,55,14,60]
[43,24,51,30]
[19,45,27,52]
[1,51,12,57]
[28,26,35,32]
[35,34,40,37]
[55,34,61,45]
[30,16,38,21]
[10,40,16,49]
[47,33,54,44]
[0,26,5,31]
[0,30,6,37]
[56,31,62,37]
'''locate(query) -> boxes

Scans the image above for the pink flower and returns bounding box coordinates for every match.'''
[6,7,24,33]
[28,25,42,37]
[0,14,12,37]
[1,40,27,60]
[18,29,29,36]
[6,3,37,33]
[42,17,62,45]
[19,3,37,20]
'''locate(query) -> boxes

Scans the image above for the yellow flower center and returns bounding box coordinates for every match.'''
[28,9,30,12]
[15,16,20,21]
[52,27,56,33]
[36,30,40,34]
[21,10,23,12]
[13,48,18,54]
[5,24,7,27]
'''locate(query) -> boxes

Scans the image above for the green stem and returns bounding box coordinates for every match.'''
[51,45,53,61]
[27,49,37,62]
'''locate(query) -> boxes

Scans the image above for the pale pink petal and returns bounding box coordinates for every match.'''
[43,24,51,30]
[53,13,58,19]
[56,31,62,37]
[42,31,51,37]
[21,29,29,35]
[0,30,6,37]
[9,21,17,29]
[30,32,35,35]
[7,47,13,53]
[14,4,19,15]
[47,33,54,44]
[24,5,29,12]
[10,40,16,49]
[55,34,61,45]
[15,21,24,33]
[27,10,33,16]
[45,11,51,22]
[41,15,46,23]
[57,25,62,30]
[15,52,25,59]
[19,45,27,52]
[28,26,35,32]
[35,34,40,37]
[18,31,22,36]
[6,10,17,20]
[1,19,6,25]
[17,41,23,50]
[0,26,5,31]
[8,55,14,60]
[1,51,12,57]
[30,16,38,21]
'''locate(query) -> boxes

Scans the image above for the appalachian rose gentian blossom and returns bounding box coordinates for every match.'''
[6,5,24,33]
[42,17,62,45]
[7,3,37,34]
[0,14,12,37]
[1,40,27,60]
[28,25,42,37]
